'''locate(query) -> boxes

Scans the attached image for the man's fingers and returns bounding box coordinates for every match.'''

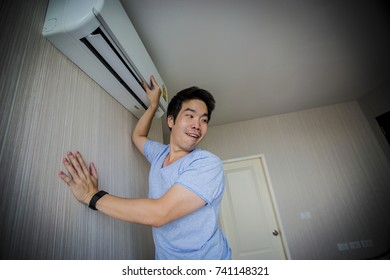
[62,157,79,180]
[150,75,159,89]
[66,151,86,180]
[142,75,160,93]
[141,80,149,91]
[75,151,90,176]
[58,171,74,186]
[60,151,95,183]
[58,151,99,205]
[90,162,98,179]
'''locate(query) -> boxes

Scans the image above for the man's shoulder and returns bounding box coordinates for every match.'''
[146,139,166,149]
[187,148,222,166]
[144,140,168,162]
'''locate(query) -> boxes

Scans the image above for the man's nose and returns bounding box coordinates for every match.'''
[191,119,201,130]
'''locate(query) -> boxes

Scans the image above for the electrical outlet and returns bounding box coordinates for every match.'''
[349,241,362,249]
[361,239,374,248]
[337,243,350,251]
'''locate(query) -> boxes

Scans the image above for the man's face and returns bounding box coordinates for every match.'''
[168,99,209,152]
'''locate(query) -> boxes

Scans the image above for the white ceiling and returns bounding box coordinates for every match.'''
[121,0,390,126]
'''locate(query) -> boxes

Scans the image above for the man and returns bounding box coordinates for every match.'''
[58,76,231,259]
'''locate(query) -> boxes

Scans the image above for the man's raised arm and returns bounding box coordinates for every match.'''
[131,75,162,155]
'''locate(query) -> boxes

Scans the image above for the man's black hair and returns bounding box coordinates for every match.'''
[167,86,216,124]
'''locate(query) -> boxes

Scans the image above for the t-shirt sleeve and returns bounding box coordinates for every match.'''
[144,140,166,164]
[175,152,225,205]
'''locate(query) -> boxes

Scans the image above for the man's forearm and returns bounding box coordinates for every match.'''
[131,75,162,152]
[94,184,205,228]
[95,194,163,227]
[132,105,158,139]
[131,105,159,153]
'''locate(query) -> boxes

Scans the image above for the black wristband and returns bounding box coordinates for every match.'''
[88,190,108,210]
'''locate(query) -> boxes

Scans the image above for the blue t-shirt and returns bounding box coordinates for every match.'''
[144,140,231,260]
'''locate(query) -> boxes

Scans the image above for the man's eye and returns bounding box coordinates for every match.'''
[201,119,208,124]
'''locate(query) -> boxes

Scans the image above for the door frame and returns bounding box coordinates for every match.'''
[222,154,291,259]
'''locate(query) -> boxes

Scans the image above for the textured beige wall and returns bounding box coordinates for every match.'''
[201,101,390,259]
[0,0,162,259]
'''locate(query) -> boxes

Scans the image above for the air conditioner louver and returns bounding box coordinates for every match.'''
[81,28,148,110]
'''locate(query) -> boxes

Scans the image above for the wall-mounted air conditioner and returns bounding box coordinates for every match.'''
[42,0,168,119]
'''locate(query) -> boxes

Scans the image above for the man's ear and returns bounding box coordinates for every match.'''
[167,115,174,129]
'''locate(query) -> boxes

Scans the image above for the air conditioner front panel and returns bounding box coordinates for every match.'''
[84,31,149,108]
[94,0,168,109]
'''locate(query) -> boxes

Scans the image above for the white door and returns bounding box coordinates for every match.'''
[220,156,287,260]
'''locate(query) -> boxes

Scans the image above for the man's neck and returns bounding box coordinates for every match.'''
[163,146,193,167]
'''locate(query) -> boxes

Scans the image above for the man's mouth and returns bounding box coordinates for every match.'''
[186,133,200,139]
